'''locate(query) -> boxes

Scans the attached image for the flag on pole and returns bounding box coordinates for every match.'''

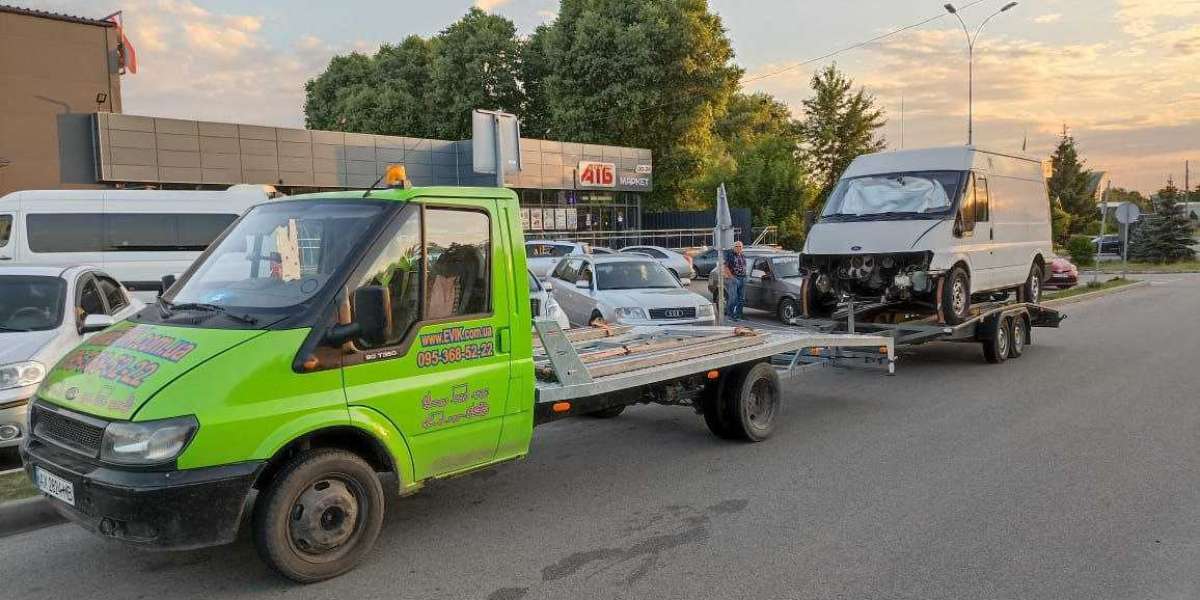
[103,12,138,74]
[714,183,733,325]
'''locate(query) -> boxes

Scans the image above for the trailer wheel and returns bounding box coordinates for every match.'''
[586,405,626,418]
[1008,314,1029,358]
[777,298,798,323]
[982,316,1012,364]
[941,266,971,325]
[253,449,385,583]
[723,362,781,442]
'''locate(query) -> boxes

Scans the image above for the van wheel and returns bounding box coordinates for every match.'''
[777,298,798,323]
[1021,263,1043,303]
[253,449,385,583]
[801,276,834,319]
[722,362,781,442]
[1009,314,1029,358]
[941,266,971,325]
[983,316,1012,364]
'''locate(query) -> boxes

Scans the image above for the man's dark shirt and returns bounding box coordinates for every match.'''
[724,250,747,278]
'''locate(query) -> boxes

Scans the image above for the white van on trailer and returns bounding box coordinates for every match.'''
[0,188,274,293]
[801,146,1052,324]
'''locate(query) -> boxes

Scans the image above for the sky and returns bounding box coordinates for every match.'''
[30,0,1200,194]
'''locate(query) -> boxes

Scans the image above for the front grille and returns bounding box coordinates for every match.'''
[649,307,696,320]
[32,403,105,457]
[530,298,541,317]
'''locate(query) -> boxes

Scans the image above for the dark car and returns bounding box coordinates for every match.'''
[708,251,807,322]
[1045,257,1079,289]
[1092,234,1122,255]
[692,245,778,278]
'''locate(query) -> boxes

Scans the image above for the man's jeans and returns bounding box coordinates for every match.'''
[726,276,746,319]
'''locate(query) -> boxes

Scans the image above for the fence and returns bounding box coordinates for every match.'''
[530,225,777,251]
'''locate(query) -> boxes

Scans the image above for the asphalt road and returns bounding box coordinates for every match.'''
[2,275,1198,599]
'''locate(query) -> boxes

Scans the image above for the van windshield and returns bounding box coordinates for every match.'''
[164,201,387,311]
[821,171,965,221]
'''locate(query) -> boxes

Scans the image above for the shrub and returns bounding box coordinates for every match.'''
[1067,235,1094,266]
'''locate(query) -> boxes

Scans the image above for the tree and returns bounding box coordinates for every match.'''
[1051,199,1072,247]
[1106,186,1150,212]
[1047,126,1093,233]
[426,8,526,139]
[798,64,887,205]
[535,0,742,210]
[1129,180,1197,263]
[304,37,435,137]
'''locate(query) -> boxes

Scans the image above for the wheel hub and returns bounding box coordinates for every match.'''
[747,379,777,426]
[289,478,359,554]
[952,280,967,315]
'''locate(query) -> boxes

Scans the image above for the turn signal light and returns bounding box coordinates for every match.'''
[385,164,409,188]
[706,370,720,380]
[552,402,571,413]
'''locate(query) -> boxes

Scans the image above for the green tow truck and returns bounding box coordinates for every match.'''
[21,179,895,582]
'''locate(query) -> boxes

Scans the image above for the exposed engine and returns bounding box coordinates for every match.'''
[803,252,934,303]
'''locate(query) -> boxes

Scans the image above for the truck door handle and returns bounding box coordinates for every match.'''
[496,327,511,353]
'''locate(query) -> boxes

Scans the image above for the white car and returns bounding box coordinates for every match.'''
[549,255,715,327]
[525,240,587,279]
[619,245,696,280]
[0,265,144,448]
[528,269,570,331]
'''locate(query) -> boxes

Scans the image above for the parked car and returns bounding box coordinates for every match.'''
[802,146,1053,324]
[549,254,715,326]
[692,245,778,278]
[0,188,276,294]
[589,246,617,255]
[0,265,143,448]
[1045,257,1079,289]
[1092,234,1122,255]
[528,269,570,330]
[708,251,807,322]
[525,240,587,279]
[619,245,696,280]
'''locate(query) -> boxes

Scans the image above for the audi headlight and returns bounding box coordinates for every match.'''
[101,415,198,465]
[613,307,648,321]
[0,361,45,391]
[697,303,715,318]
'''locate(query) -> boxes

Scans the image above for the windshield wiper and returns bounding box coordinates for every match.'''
[163,301,259,325]
[0,325,32,332]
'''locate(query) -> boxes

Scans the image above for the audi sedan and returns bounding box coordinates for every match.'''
[548,255,715,327]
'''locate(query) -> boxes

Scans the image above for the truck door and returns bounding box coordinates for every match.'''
[342,201,511,480]
[0,212,14,262]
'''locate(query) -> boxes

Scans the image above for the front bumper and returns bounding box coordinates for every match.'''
[20,438,263,551]
[0,388,34,448]
[618,317,716,327]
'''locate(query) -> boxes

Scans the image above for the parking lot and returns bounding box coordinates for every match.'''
[0,274,1194,599]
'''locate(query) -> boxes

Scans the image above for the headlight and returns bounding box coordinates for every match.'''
[0,361,45,391]
[613,307,648,321]
[101,415,198,465]
[697,303,715,318]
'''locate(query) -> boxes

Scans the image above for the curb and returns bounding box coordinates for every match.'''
[1042,279,1149,307]
[0,496,65,539]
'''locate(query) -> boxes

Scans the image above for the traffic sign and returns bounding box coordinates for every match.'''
[1115,203,1141,224]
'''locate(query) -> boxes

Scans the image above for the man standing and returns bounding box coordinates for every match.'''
[723,241,747,321]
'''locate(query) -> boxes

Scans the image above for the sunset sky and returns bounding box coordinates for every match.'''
[36,0,1200,193]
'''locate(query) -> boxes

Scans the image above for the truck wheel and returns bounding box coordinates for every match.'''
[982,316,1012,364]
[700,377,738,439]
[253,449,385,583]
[941,266,971,325]
[586,405,626,418]
[777,298,798,324]
[1020,263,1043,303]
[722,362,781,442]
[1008,314,1028,358]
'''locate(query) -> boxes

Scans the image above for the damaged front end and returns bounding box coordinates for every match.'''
[802,251,936,303]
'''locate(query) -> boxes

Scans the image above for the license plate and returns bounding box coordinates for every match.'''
[35,467,75,506]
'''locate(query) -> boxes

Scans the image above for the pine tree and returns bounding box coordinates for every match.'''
[1047,126,1093,233]
[1129,180,1196,263]
[798,64,887,204]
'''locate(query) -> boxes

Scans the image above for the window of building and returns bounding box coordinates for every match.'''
[0,215,11,248]
[425,208,490,320]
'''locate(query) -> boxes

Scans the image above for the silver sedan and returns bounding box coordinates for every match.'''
[619,245,696,280]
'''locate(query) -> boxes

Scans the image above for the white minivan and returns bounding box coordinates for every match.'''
[801,147,1052,324]
[0,188,274,293]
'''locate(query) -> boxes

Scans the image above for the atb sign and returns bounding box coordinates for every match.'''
[577,161,616,188]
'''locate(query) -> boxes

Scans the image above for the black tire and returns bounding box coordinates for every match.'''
[700,376,738,439]
[1008,314,1028,358]
[801,276,834,319]
[1021,262,1043,303]
[586,405,626,418]
[253,449,386,583]
[941,266,971,325]
[722,362,781,442]
[777,298,798,324]
[982,316,1012,364]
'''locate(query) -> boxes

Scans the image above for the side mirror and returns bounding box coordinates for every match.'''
[575,279,591,290]
[679,278,692,286]
[542,280,554,292]
[342,285,391,347]
[159,274,177,298]
[81,314,116,333]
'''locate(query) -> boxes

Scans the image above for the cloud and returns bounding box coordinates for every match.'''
[475,0,513,10]
[1116,0,1200,38]
[1034,13,1062,24]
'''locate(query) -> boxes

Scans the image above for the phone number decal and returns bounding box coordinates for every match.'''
[416,342,494,368]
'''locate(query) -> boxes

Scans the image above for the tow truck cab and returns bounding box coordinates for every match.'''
[21,184,536,582]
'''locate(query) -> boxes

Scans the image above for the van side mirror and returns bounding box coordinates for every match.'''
[575,279,591,290]
[81,314,116,333]
[542,280,554,292]
[328,286,390,347]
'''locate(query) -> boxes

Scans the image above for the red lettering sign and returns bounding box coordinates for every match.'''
[577,161,616,188]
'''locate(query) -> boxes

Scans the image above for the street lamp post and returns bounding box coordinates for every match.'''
[944,1,1018,146]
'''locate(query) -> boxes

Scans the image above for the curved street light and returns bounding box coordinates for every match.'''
[944,1,1019,145]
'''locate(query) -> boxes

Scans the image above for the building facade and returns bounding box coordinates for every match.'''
[0,6,122,195]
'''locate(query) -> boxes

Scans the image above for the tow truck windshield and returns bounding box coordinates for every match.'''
[820,171,965,221]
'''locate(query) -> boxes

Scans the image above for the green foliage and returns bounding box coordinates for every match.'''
[1067,234,1094,266]
[1051,199,1073,247]
[1106,186,1150,212]
[532,0,742,210]
[427,8,526,139]
[798,64,887,205]
[1047,127,1094,234]
[1130,181,1197,263]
